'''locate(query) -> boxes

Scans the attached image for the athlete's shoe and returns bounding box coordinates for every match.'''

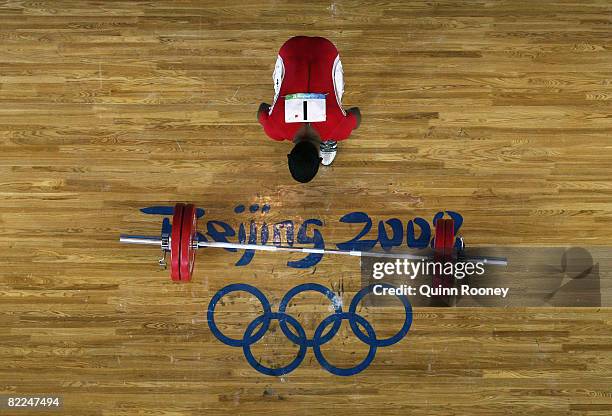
[319,140,338,166]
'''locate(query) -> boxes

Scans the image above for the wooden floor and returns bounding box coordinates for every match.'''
[1,1,611,415]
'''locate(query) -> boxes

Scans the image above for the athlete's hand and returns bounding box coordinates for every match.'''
[347,107,361,129]
[258,103,271,121]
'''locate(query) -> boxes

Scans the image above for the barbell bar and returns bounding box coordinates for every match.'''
[119,203,508,282]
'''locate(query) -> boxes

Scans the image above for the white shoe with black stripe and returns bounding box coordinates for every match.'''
[319,140,338,166]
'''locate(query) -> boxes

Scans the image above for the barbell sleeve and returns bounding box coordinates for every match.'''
[119,235,163,246]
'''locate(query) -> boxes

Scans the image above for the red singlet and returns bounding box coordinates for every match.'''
[258,36,358,142]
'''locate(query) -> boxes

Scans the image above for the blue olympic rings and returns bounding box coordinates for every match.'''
[207,282,412,376]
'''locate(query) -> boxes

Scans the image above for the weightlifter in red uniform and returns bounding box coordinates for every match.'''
[257,36,361,183]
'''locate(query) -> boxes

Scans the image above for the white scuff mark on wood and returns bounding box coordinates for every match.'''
[328,2,339,17]
[330,293,343,311]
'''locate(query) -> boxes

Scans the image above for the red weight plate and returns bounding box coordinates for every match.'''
[443,219,455,259]
[434,218,446,253]
[179,204,198,282]
[170,203,185,282]
[432,218,448,290]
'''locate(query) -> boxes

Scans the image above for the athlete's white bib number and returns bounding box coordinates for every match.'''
[284,93,327,123]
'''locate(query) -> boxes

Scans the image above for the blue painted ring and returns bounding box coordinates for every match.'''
[207,283,272,347]
[348,284,413,347]
[278,283,343,347]
[312,312,377,376]
[242,312,308,376]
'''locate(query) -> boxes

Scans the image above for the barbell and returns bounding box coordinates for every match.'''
[119,203,508,282]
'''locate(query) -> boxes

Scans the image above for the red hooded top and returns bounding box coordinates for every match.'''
[258,36,358,141]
